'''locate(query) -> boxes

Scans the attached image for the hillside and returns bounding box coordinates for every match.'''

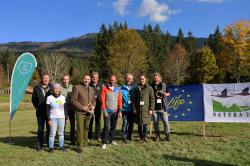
[0,32,207,56]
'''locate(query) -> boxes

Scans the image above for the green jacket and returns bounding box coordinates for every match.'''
[133,84,155,125]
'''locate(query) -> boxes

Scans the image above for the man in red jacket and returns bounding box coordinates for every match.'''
[101,74,122,149]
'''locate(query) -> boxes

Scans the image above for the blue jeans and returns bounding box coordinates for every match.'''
[49,118,65,149]
[152,110,170,136]
[122,111,134,140]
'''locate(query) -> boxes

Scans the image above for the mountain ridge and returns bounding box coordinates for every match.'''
[0,32,207,55]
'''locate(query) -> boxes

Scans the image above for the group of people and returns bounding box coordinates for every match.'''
[31,72,171,153]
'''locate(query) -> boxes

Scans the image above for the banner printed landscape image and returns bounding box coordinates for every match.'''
[212,85,250,113]
[204,83,250,122]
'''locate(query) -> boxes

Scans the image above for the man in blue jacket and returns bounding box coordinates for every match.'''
[120,74,136,144]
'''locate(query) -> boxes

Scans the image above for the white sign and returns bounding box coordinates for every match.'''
[203,83,250,122]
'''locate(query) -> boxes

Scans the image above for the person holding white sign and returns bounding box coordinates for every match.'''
[151,72,171,141]
[133,74,155,143]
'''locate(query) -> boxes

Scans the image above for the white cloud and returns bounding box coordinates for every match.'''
[138,0,180,23]
[113,0,132,16]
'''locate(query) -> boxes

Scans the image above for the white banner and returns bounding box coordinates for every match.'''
[204,83,250,122]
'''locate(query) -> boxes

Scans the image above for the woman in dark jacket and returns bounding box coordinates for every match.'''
[133,74,155,142]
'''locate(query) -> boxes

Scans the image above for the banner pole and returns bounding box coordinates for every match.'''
[9,86,13,144]
[203,122,206,138]
[9,118,12,144]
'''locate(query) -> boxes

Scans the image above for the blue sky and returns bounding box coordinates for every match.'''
[0,0,249,43]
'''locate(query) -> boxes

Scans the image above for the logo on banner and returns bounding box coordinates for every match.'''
[211,87,250,118]
[18,61,33,75]
[168,87,193,119]
[212,87,250,112]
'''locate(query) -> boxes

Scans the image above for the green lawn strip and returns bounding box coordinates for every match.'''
[0,110,249,165]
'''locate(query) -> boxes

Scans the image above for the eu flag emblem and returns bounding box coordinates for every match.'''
[167,84,204,121]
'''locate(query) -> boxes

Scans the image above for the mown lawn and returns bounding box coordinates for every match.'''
[0,108,249,166]
[0,94,32,103]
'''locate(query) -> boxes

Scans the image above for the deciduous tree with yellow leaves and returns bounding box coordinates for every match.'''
[223,20,250,83]
[107,29,148,83]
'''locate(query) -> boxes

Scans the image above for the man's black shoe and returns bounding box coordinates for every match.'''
[123,139,128,144]
[143,137,149,143]
[49,148,54,153]
[59,147,66,152]
[166,134,170,142]
[76,148,83,153]
[36,145,42,152]
[154,135,160,141]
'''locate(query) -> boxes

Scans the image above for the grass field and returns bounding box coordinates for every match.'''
[0,108,250,166]
[0,94,31,103]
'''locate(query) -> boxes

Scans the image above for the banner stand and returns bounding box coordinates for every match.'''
[203,122,206,138]
[8,119,13,144]
[9,80,13,144]
[8,52,37,144]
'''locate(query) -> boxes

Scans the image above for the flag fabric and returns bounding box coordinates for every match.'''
[167,84,204,121]
[10,53,37,120]
[204,83,250,122]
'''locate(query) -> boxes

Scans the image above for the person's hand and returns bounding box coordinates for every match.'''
[82,106,88,112]
[104,110,108,118]
[91,104,95,111]
[118,112,122,118]
[133,110,137,114]
[149,110,153,115]
[164,93,170,97]
[48,120,52,126]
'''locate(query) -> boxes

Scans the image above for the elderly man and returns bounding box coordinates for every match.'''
[120,74,136,143]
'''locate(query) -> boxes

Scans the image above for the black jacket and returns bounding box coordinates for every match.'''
[90,82,103,107]
[32,83,53,117]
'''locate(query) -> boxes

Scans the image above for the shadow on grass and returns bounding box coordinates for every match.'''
[163,154,234,166]
[0,136,37,149]
[171,131,203,137]
[0,129,155,150]
[172,131,224,138]
[0,131,77,150]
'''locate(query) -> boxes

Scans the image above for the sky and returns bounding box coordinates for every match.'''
[0,0,249,43]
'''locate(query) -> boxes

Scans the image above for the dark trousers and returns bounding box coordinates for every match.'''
[88,106,102,140]
[37,115,50,148]
[122,111,134,140]
[138,124,148,139]
[65,107,76,144]
[102,112,118,144]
